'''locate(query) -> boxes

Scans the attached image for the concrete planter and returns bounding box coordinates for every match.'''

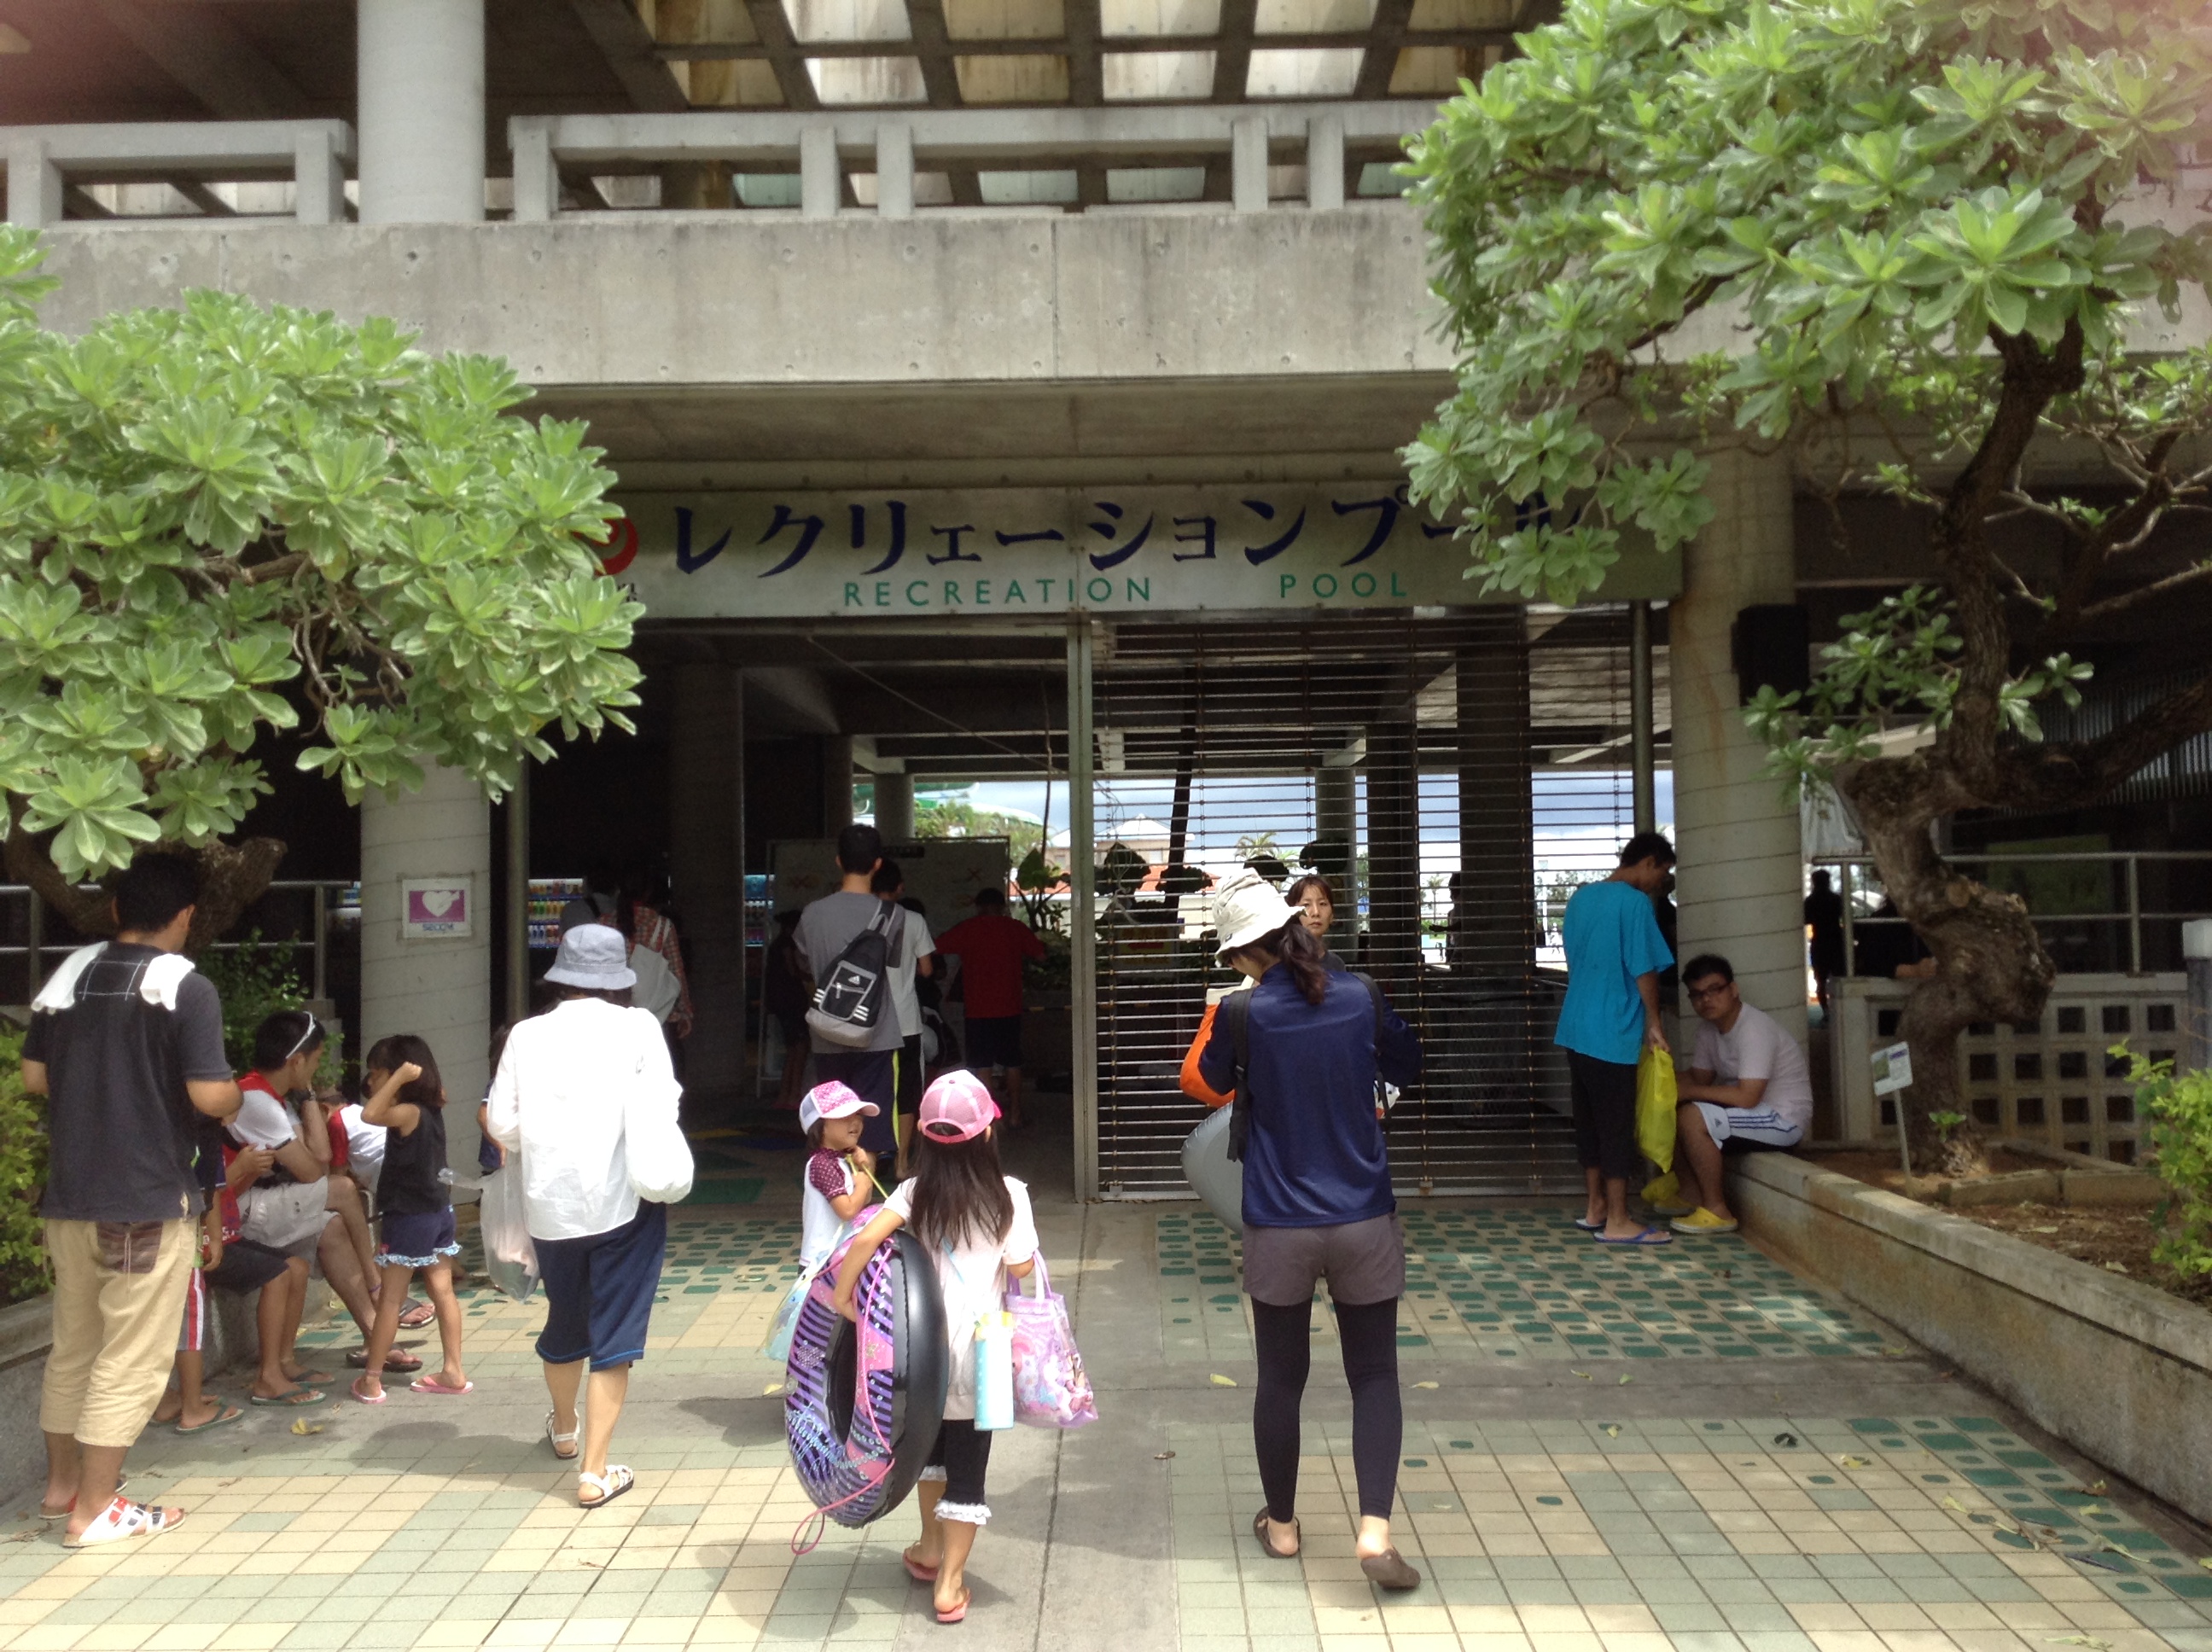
[0,1294,53,1509]
[1730,1151,2212,1526]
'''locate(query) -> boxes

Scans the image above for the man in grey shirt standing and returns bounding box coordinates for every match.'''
[795,823,905,1159]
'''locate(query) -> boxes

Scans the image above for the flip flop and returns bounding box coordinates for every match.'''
[174,1404,245,1436]
[284,1370,335,1387]
[935,1587,971,1624]
[411,1375,474,1396]
[1572,1217,1604,1230]
[350,1377,387,1405]
[1592,1226,1674,1247]
[903,1551,940,1583]
[397,1300,437,1330]
[346,1347,422,1373]
[249,1387,326,1406]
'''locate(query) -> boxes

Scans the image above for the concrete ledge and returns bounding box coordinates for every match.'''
[1730,1152,2212,1525]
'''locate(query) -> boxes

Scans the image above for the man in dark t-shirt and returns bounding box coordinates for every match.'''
[22,857,240,1549]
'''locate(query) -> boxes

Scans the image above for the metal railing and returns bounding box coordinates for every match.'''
[0,880,358,1003]
[1811,851,2212,977]
[3,120,355,230]
[507,102,1435,220]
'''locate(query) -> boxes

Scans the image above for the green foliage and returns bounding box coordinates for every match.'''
[1927,1109,1968,1140]
[0,230,643,877]
[1402,0,2212,638]
[1013,846,1067,934]
[195,932,308,1073]
[1024,928,1073,992]
[2120,1045,2212,1280]
[0,1026,49,1306]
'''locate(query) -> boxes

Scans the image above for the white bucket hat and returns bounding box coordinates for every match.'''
[1212,869,1299,961]
[544,922,637,990]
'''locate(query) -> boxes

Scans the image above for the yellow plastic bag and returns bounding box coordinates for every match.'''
[1635,1045,1678,1174]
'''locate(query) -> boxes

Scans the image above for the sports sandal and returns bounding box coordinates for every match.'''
[545,1412,579,1461]
[397,1300,437,1330]
[41,1475,125,1520]
[579,1467,634,1509]
[63,1498,184,1550]
[1251,1509,1300,1559]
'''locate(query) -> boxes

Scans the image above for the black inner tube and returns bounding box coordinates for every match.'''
[826,1315,859,1442]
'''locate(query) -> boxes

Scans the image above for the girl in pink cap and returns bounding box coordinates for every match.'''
[831,1069,1038,1625]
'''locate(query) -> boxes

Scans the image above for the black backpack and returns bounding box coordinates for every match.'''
[806,901,904,1049]
[1218,970,1389,1163]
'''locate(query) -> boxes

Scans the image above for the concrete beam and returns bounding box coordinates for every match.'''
[26,211,1449,387]
[564,0,692,113]
[93,0,314,121]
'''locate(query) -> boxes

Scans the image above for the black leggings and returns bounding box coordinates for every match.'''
[1251,1295,1401,1523]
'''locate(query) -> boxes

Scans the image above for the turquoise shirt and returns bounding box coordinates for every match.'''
[1554,879,1674,1065]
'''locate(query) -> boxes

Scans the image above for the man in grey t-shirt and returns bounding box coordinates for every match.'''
[1662,953,1812,1236]
[795,823,905,1157]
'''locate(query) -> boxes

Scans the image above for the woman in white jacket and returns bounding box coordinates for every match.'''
[486,925,692,1509]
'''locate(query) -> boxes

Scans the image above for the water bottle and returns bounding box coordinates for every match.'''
[973,1311,1015,1431]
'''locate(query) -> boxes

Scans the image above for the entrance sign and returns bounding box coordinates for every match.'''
[605,486,1683,618]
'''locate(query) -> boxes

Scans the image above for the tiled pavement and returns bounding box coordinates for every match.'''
[1,1119,2207,1652]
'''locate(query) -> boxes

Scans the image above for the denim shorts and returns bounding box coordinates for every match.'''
[534,1203,667,1371]
[377,1207,459,1269]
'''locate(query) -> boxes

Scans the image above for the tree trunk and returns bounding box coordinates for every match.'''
[3,825,288,961]
[1837,754,2056,1174]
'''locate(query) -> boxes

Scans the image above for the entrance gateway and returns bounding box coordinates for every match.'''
[617,486,1683,1200]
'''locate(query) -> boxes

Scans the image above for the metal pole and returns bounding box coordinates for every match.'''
[504,762,531,1025]
[732,671,748,1108]
[2127,854,2143,977]
[311,884,328,1002]
[1629,600,1656,835]
[1839,859,1855,978]
[1067,615,1098,1202]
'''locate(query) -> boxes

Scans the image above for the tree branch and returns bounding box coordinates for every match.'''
[2000,670,2212,811]
[2070,559,2212,629]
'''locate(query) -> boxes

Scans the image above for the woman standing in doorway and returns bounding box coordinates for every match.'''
[1284,873,1350,970]
[486,925,690,1509]
[1194,872,1424,1591]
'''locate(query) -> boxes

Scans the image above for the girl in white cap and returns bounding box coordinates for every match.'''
[830,1070,1037,1625]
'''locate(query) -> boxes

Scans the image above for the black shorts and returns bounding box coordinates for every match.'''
[895,1032,924,1114]
[1567,1050,1640,1180]
[964,1014,1023,1069]
[207,1237,292,1294]
[535,1202,668,1371]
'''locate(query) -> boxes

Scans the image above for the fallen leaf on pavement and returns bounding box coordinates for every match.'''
[2087,1480,2107,1495]
[762,1382,784,1396]
[2046,1637,2112,1649]
[1209,1374,1237,1387]
[1618,1376,1632,1385]
[1154,1452,1175,1461]
[1412,1381,1439,1390]
[1838,1455,1871,1469]
[290,1420,323,1436]
[1603,1424,1621,1438]
[1570,1370,1593,1381]
[1942,1497,1972,1514]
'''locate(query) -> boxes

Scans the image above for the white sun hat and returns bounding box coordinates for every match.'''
[544,922,637,991]
[1212,869,1300,961]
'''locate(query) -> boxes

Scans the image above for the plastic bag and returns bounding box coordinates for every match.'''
[1635,1044,1678,1173]
[479,1166,538,1303]
[761,1271,811,1363]
[1004,1255,1098,1429]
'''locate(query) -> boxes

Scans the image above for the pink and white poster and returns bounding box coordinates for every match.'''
[400,877,474,939]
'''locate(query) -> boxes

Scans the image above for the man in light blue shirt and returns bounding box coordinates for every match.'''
[1556,832,1676,1245]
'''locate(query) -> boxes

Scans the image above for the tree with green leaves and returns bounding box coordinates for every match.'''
[1402,0,2212,1171]
[0,229,642,948]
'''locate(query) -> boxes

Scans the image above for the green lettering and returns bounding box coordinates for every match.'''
[876,580,892,606]
[1280,574,1297,598]
[1086,577,1112,602]
[1351,572,1377,597]
[1313,573,1338,599]
[1005,580,1027,603]
[1390,573,1407,597]
[975,580,992,605]
[843,582,862,606]
[945,581,963,604]
[906,579,930,605]
[1126,578,1150,602]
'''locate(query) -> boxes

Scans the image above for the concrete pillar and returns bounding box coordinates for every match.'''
[357,0,485,225]
[874,771,915,843]
[2186,918,2212,1073]
[671,665,745,1109]
[1306,114,1344,211]
[1231,116,1268,213]
[362,764,491,1179]
[823,736,854,832]
[1672,446,1805,1042]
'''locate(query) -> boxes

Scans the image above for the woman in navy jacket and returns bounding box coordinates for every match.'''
[1196,872,1423,1590]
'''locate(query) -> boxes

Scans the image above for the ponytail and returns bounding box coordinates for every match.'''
[1272,918,1330,1006]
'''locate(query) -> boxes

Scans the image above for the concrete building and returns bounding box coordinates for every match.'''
[2,0,1961,1195]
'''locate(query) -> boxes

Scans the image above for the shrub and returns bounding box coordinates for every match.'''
[2120,1047,2212,1281]
[0,1026,51,1306]
[195,932,310,1073]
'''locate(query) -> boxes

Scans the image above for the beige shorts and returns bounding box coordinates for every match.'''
[1241,1213,1405,1308]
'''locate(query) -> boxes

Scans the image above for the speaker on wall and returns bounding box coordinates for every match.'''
[1731,603,1811,706]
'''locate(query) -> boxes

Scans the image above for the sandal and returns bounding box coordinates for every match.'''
[397,1300,437,1330]
[63,1498,184,1550]
[41,1475,126,1521]
[283,1369,335,1387]
[935,1587,970,1624]
[546,1412,580,1461]
[1359,1547,1422,1591]
[1592,1226,1674,1247]
[410,1375,473,1396]
[249,1386,326,1407]
[349,1377,387,1405]
[903,1548,940,1583]
[174,1404,245,1435]
[579,1466,634,1510]
[1252,1508,1301,1559]
[346,1347,422,1373]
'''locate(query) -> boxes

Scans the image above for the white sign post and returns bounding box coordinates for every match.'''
[1872,1041,1915,1174]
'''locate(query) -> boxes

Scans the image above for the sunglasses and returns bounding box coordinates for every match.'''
[284,1012,321,1060]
